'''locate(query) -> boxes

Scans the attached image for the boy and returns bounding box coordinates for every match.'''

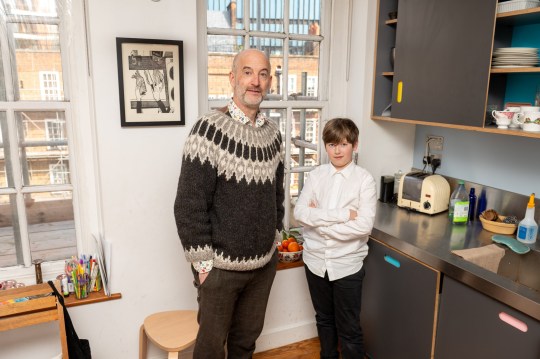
[294,117,377,359]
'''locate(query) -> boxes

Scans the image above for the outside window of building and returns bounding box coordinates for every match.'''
[39,71,61,100]
[49,163,68,185]
[306,75,317,97]
[0,0,78,269]
[204,0,329,230]
[288,74,296,95]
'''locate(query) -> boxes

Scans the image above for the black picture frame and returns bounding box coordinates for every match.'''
[116,38,185,127]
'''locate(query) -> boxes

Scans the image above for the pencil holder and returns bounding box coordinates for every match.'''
[74,273,89,299]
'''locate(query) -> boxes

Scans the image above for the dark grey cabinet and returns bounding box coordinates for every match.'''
[361,238,440,359]
[391,0,497,126]
[371,1,540,138]
[435,276,540,359]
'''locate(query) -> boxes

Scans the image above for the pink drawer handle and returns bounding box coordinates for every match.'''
[498,312,528,332]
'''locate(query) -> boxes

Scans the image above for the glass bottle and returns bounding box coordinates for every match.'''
[449,180,469,224]
[468,188,477,222]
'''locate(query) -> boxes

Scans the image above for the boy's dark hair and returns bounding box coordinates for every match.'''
[322,117,359,145]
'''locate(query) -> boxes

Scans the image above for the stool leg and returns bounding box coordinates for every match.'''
[167,352,179,359]
[139,325,147,359]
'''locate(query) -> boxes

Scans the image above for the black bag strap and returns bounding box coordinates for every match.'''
[48,280,82,342]
[48,280,65,307]
[47,281,92,359]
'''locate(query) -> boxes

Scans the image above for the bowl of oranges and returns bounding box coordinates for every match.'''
[277,230,304,263]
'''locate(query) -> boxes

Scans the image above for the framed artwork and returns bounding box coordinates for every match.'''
[116,38,185,127]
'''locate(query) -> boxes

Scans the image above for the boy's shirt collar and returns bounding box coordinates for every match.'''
[330,160,355,178]
[227,99,266,128]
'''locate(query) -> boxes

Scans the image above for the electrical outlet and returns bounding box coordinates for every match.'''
[432,153,442,162]
[426,135,444,151]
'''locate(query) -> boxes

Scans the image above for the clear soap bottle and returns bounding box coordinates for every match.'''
[516,193,538,244]
[449,180,469,224]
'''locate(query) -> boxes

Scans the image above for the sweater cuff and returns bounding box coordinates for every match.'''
[193,259,213,273]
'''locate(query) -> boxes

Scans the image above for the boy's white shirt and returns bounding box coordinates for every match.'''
[294,161,377,281]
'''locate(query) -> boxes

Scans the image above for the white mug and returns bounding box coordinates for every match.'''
[515,111,540,129]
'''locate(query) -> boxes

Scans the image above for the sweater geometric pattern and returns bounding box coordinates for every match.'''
[174,110,285,271]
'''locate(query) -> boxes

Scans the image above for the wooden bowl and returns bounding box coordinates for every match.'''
[479,215,517,235]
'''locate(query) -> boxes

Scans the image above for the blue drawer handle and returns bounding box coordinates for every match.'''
[384,255,401,268]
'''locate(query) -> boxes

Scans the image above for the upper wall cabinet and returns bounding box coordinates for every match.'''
[371,0,540,139]
[391,0,496,126]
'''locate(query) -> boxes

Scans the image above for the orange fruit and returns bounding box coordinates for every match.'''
[282,240,289,249]
[277,245,283,252]
[288,237,297,243]
[288,242,300,252]
[299,245,304,250]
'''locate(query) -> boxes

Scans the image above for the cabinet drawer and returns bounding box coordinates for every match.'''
[362,238,440,359]
[435,276,540,359]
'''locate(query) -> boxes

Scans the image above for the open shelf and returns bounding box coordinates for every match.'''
[490,67,540,73]
[371,116,540,139]
[496,6,540,25]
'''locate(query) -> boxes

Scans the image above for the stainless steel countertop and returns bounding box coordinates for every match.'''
[372,201,540,321]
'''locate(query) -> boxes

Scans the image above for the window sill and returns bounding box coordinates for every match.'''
[277,259,304,271]
[64,290,122,307]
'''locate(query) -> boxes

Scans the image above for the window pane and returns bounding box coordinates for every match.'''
[4,0,57,15]
[249,0,284,32]
[10,22,65,101]
[289,0,321,35]
[249,37,283,100]
[0,112,14,187]
[291,108,319,168]
[27,191,76,263]
[0,194,20,267]
[289,40,320,100]
[260,108,285,131]
[207,35,244,100]
[16,111,70,186]
[207,0,244,30]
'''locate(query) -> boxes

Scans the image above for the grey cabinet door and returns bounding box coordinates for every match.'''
[391,0,497,126]
[435,276,540,359]
[361,238,440,359]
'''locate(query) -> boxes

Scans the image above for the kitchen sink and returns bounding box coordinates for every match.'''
[497,248,540,293]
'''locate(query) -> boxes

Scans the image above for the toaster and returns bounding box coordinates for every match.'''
[397,172,450,215]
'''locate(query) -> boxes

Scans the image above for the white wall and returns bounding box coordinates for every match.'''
[413,126,540,196]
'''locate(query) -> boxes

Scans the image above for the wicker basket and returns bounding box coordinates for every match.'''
[479,215,517,235]
[497,0,540,13]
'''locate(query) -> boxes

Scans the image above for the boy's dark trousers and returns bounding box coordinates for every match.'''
[305,266,366,359]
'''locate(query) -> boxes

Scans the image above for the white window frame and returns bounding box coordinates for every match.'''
[198,0,332,231]
[0,0,101,283]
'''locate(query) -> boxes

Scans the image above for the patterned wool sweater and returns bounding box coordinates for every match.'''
[174,110,285,271]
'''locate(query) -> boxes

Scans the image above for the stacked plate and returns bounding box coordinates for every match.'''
[492,47,539,68]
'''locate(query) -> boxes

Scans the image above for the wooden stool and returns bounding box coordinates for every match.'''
[139,310,198,359]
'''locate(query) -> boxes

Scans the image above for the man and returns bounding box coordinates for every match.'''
[174,48,285,358]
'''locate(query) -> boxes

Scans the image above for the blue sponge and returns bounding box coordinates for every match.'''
[492,235,531,254]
